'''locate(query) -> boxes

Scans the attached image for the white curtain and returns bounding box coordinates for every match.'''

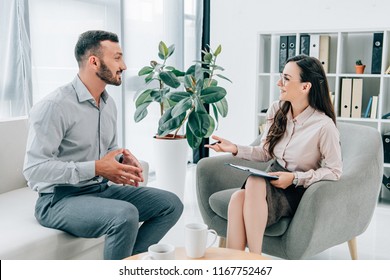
[0,0,32,119]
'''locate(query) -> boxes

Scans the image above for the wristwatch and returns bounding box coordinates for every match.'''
[292,173,298,186]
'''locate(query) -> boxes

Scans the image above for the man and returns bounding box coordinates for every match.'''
[23,30,183,260]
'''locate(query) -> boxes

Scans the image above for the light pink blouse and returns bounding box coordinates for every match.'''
[236,101,342,188]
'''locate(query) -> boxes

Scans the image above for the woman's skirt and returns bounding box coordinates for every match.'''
[242,160,306,227]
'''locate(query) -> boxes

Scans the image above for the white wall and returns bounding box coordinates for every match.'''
[210,0,390,146]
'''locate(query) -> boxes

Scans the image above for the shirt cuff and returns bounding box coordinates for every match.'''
[235,144,249,158]
[75,161,95,181]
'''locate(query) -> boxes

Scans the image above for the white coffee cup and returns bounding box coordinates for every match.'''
[141,243,175,260]
[185,223,217,258]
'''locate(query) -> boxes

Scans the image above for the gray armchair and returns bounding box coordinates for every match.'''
[196,122,383,259]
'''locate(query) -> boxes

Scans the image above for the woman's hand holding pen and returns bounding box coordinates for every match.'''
[204,135,238,155]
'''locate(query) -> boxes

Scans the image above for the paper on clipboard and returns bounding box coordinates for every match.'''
[225,163,279,179]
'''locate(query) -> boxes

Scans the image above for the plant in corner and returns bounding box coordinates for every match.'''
[355,59,366,74]
[134,41,231,149]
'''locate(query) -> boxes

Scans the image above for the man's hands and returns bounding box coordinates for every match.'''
[95,149,144,187]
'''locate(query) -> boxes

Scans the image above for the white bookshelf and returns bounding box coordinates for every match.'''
[256,29,390,172]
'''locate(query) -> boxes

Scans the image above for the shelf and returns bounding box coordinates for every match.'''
[256,28,390,169]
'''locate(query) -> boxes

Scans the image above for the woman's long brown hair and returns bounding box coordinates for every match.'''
[265,55,336,157]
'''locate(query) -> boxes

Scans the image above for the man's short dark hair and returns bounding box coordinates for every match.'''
[74,30,119,66]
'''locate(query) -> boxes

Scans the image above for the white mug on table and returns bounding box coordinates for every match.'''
[141,243,175,260]
[185,222,217,258]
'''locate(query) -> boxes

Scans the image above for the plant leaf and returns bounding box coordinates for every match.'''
[172,69,186,77]
[203,52,212,62]
[183,75,195,90]
[134,102,152,122]
[216,73,233,83]
[171,98,193,118]
[204,115,215,138]
[168,91,191,102]
[210,64,225,71]
[187,110,210,138]
[138,66,154,76]
[204,78,218,88]
[145,72,155,83]
[160,71,181,88]
[158,41,168,59]
[200,86,227,104]
[214,45,222,56]
[211,103,219,128]
[158,107,186,136]
[186,64,196,75]
[167,44,175,58]
[215,97,228,117]
[135,89,153,107]
[186,123,202,149]
[194,96,207,113]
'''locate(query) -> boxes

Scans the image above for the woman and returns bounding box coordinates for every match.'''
[206,55,343,255]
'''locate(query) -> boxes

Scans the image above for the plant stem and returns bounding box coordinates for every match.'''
[207,56,217,88]
[159,80,164,116]
[173,106,195,137]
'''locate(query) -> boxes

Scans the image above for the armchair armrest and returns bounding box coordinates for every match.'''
[283,153,382,259]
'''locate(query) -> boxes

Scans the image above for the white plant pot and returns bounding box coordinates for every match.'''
[153,136,188,200]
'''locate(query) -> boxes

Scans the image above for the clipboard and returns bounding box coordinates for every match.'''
[225,163,279,179]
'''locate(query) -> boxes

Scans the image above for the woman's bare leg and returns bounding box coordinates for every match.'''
[226,189,246,250]
[243,176,268,254]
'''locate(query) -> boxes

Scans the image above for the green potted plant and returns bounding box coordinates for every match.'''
[134,41,231,198]
[134,41,231,149]
[355,59,366,74]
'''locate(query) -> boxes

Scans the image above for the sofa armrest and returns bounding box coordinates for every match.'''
[139,160,149,186]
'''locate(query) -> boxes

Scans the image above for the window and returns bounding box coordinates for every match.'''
[28,0,123,143]
[123,0,201,170]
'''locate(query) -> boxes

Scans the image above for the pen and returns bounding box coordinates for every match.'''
[210,141,221,146]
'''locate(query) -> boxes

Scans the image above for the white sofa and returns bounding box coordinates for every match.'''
[0,117,148,259]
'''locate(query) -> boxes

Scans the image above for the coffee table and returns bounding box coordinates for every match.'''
[125,247,269,260]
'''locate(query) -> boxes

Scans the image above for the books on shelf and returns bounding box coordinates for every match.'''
[340,78,352,118]
[279,36,288,73]
[329,92,335,105]
[287,35,296,60]
[371,96,378,119]
[351,78,363,118]
[299,34,310,56]
[340,78,365,118]
[371,33,383,74]
[364,96,373,118]
[385,65,390,74]
[280,34,329,72]
[319,35,330,73]
[363,95,379,119]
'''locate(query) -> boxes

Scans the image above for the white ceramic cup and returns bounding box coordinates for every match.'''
[141,243,175,260]
[185,223,217,258]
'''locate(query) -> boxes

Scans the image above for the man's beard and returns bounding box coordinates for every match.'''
[96,60,122,86]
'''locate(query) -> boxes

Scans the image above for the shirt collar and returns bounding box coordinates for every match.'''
[72,75,109,104]
[287,104,316,125]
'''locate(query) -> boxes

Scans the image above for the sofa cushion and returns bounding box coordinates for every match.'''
[0,187,104,259]
[0,117,28,194]
[209,188,291,237]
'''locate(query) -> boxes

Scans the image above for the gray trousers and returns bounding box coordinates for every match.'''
[35,184,183,260]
